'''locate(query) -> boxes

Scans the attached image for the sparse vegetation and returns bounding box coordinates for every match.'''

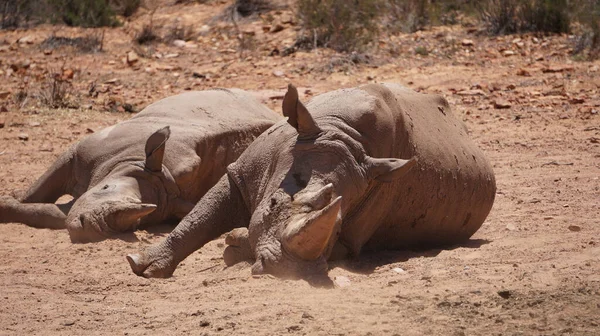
[164,22,196,42]
[37,69,76,109]
[41,32,104,52]
[0,0,39,28]
[235,0,271,17]
[478,0,571,34]
[135,24,160,44]
[109,0,141,17]
[297,0,381,52]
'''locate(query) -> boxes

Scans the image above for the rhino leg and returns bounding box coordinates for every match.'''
[0,196,71,229]
[223,227,253,266]
[21,145,76,203]
[127,174,250,278]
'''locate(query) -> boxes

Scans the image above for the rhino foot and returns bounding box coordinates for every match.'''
[126,247,176,278]
[223,228,253,266]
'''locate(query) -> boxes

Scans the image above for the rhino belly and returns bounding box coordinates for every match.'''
[362,156,496,251]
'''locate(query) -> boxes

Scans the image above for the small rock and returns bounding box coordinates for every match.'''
[0,120,4,128]
[461,39,474,47]
[0,91,10,100]
[569,97,585,104]
[456,89,487,97]
[542,65,574,73]
[568,225,581,232]
[269,23,285,33]
[62,69,74,80]
[287,325,301,332]
[497,290,511,299]
[173,40,186,48]
[164,53,179,59]
[85,128,94,134]
[39,143,53,152]
[392,267,406,274]
[505,223,517,231]
[61,320,76,326]
[494,99,512,109]
[516,68,531,76]
[301,312,314,320]
[43,49,52,56]
[280,13,294,24]
[105,78,119,84]
[18,35,35,44]
[198,25,210,35]
[18,133,29,141]
[543,216,554,220]
[502,50,515,56]
[241,28,256,36]
[126,51,139,66]
[333,275,351,288]
[272,70,285,77]
[29,121,40,127]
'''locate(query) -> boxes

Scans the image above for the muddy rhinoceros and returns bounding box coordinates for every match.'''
[0,89,281,242]
[127,83,496,279]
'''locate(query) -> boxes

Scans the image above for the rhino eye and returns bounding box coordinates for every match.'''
[270,197,277,208]
[101,185,109,190]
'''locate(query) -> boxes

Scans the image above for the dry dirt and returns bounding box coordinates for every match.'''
[1,1,599,335]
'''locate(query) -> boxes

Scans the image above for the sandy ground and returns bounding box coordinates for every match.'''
[1,1,599,335]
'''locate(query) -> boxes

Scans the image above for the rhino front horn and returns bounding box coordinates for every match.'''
[115,203,157,229]
[282,84,321,137]
[282,195,342,261]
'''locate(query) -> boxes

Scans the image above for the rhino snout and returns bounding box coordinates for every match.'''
[66,214,106,243]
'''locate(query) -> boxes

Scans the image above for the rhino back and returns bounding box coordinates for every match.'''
[334,84,496,253]
[74,89,280,201]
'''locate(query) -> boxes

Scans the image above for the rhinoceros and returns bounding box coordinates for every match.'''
[0,89,281,242]
[127,83,496,279]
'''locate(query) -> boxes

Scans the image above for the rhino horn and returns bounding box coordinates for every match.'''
[145,126,171,172]
[282,194,342,261]
[365,156,417,183]
[115,203,157,228]
[282,84,321,137]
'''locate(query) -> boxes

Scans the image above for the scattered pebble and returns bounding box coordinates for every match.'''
[497,290,511,299]
[333,276,351,288]
[392,267,406,274]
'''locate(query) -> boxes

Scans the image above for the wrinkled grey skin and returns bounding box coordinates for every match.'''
[0,89,281,243]
[127,83,496,279]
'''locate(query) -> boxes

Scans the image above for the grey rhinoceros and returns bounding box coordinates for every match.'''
[127,83,496,279]
[0,89,281,242]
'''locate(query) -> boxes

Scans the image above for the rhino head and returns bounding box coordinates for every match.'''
[246,85,416,278]
[66,126,174,243]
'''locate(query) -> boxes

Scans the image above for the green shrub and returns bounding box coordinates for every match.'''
[109,0,141,17]
[0,0,38,28]
[478,0,571,35]
[297,0,381,52]
[53,0,119,27]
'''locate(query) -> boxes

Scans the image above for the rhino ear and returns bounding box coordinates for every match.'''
[365,156,417,183]
[282,84,321,137]
[145,126,170,172]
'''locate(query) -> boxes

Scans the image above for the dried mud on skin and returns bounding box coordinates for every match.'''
[0,2,599,335]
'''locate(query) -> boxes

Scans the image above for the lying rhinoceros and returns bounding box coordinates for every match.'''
[127,83,496,279]
[0,89,281,242]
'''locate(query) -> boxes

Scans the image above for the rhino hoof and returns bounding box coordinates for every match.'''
[126,253,175,278]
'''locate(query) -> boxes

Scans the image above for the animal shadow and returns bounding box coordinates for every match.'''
[331,238,491,275]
